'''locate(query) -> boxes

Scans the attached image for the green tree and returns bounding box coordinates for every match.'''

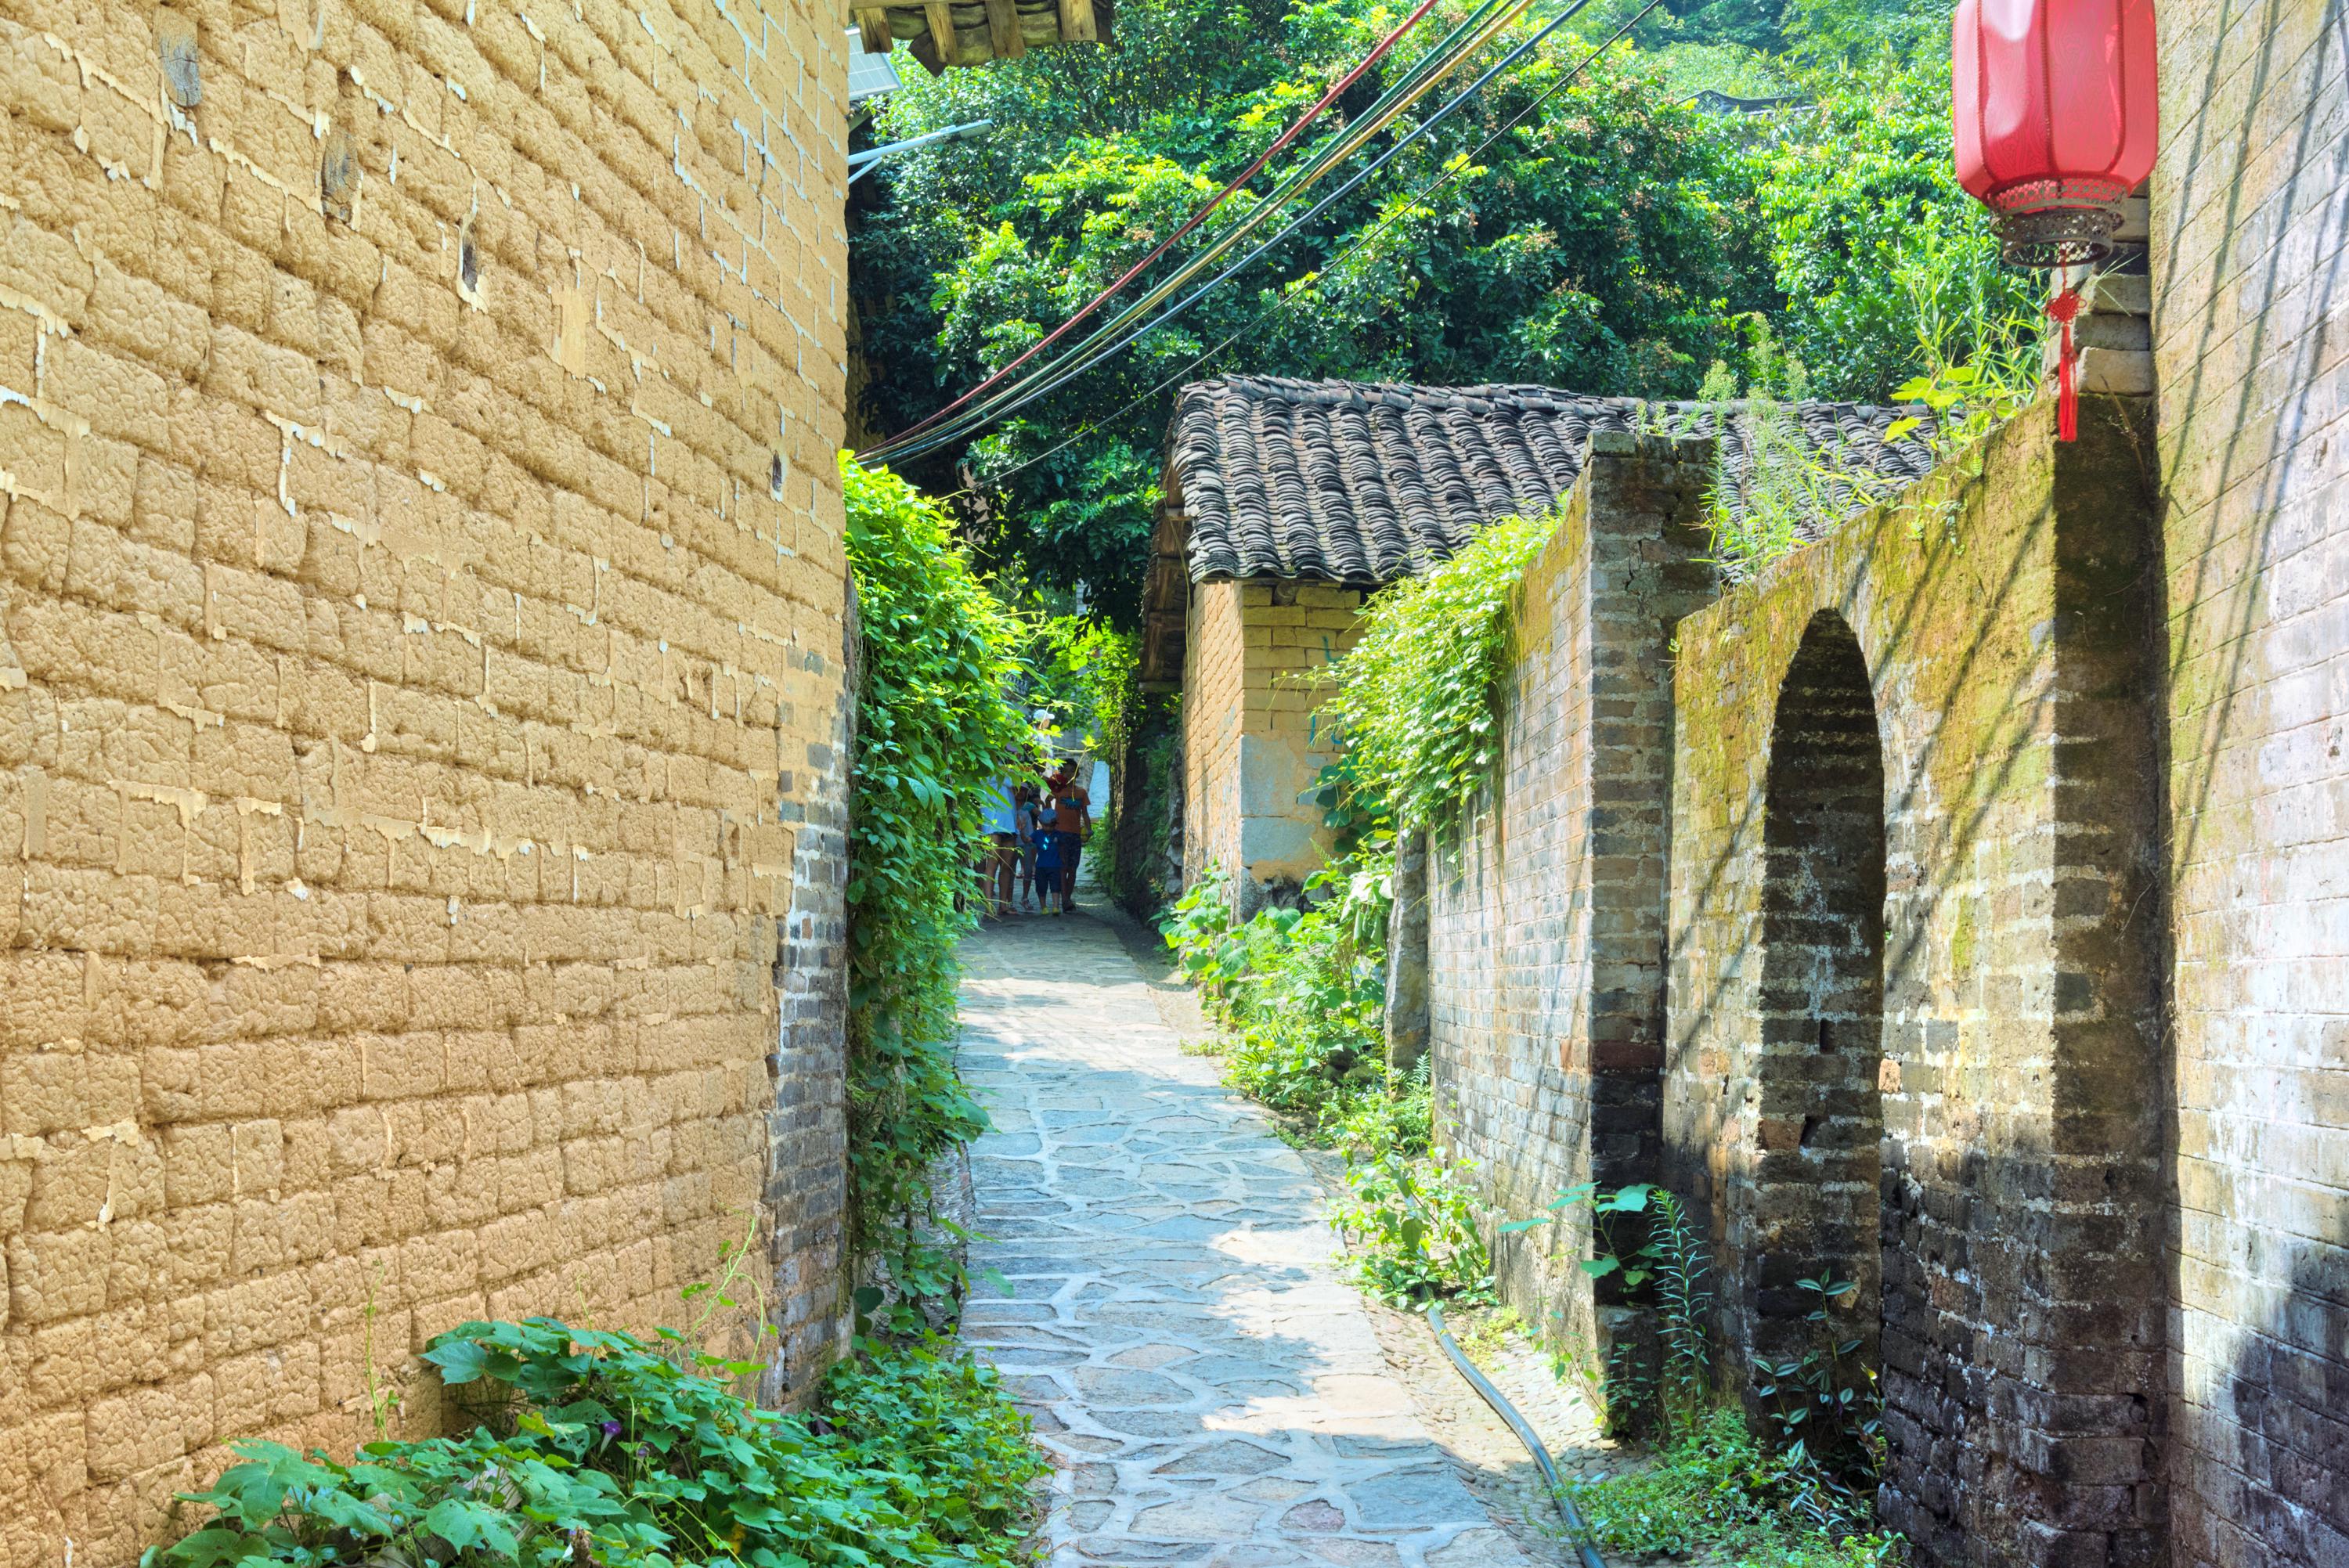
[842,457,1035,1317]
[850,0,2025,614]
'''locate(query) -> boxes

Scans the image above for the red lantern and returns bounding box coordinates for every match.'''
[1954,0,2158,268]
[1954,0,2156,440]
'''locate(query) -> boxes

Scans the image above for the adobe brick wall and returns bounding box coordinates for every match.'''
[1182,576,1243,888]
[0,0,853,1560]
[1425,434,1716,1379]
[1180,577,1361,896]
[2150,9,2349,1566]
[1667,399,2167,1567]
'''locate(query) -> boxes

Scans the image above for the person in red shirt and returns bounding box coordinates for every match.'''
[1040,760,1091,913]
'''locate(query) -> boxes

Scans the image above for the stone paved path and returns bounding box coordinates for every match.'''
[956,912,1532,1567]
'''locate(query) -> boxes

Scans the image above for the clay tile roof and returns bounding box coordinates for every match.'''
[1167,375,1937,584]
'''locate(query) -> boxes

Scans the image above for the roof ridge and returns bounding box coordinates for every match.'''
[1168,375,1929,586]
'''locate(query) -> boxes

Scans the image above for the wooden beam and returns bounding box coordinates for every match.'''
[924,0,959,62]
[852,7,892,56]
[1057,0,1096,42]
[984,0,1025,58]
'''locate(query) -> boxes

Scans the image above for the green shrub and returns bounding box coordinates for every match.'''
[843,457,1036,1322]
[816,1337,1050,1557]
[143,1319,1046,1568]
[1326,1148,1494,1308]
[1160,863,1390,1141]
[1570,1409,1903,1567]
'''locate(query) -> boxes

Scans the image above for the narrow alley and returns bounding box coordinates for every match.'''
[953,911,1567,1567]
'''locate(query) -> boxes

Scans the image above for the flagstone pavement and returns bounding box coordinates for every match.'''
[954,910,1533,1567]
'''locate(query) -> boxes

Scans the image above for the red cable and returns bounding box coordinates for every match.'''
[882,0,1445,450]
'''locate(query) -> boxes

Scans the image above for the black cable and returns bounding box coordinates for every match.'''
[910,0,1667,483]
[1427,1300,1609,1568]
[866,0,1615,467]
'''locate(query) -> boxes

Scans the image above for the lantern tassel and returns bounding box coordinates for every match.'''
[2047,285,2082,443]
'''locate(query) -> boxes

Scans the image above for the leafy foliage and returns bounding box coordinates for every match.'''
[1160,860,1492,1304]
[1327,1146,1496,1307]
[851,0,2017,615]
[1568,1410,1904,1566]
[1755,1272,1889,1512]
[854,2,1779,618]
[1160,861,1390,1135]
[1320,506,1558,838]
[1514,1182,1893,1554]
[843,457,1037,1321]
[143,1320,1046,1568]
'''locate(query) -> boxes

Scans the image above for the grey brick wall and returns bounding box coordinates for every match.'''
[1667,401,2167,1568]
[2152,9,2349,1566]
[1427,434,1716,1378]
[1431,406,2170,1566]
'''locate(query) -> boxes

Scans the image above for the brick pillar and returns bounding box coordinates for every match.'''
[2026,392,2168,1566]
[1581,434,1721,1198]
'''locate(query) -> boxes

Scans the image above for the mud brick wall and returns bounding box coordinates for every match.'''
[1181,577,1362,898]
[1425,434,1715,1374]
[0,0,853,1560]
[1665,401,2166,1568]
[1181,576,1243,889]
[2149,10,2349,1567]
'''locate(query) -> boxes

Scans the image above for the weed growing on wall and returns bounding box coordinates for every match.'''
[1701,254,2042,575]
[143,1318,1047,1568]
[1515,1182,1897,1561]
[843,457,1037,1321]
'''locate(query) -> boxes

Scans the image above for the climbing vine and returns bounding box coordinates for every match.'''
[843,456,1035,1318]
[1318,506,1561,839]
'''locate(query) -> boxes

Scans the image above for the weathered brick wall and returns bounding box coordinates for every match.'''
[1426,434,1715,1372]
[1180,577,1361,896]
[1666,401,2166,1567]
[1182,576,1242,887]
[2149,10,2349,1567]
[0,0,852,1559]
[1428,409,2167,1563]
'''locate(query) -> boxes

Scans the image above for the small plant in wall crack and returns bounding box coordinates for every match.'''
[1755,1272,1889,1520]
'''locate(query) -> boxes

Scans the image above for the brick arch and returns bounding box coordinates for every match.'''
[1752,609,1886,1366]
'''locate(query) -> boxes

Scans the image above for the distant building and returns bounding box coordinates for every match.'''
[1143,375,1928,903]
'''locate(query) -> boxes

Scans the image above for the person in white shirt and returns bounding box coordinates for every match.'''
[976,780,1020,918]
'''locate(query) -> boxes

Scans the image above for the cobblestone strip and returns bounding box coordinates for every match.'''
[956,914,1530,1567]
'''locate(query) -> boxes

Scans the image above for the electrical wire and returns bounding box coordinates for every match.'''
[865,0,1539,460]
[876,0,1495,452]
[926,0,1667,488]
[868,0,1655,469]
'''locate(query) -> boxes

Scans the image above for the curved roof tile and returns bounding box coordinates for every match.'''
[1168,376,1932,584]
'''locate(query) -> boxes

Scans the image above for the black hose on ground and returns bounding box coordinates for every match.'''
[1424,1300,1607,1568]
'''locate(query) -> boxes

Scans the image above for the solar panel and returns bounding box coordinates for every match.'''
[847,30,902,108]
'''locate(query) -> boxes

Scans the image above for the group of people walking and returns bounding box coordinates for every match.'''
[977,759,1092,917]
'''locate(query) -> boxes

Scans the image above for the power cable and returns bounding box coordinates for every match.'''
[866,0,1543,460]
[868,0,1640,467]
[933,0,1666,487]
[876,0,1484,451]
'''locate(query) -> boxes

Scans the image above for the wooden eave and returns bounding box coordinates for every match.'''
[852,0,1113,75]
